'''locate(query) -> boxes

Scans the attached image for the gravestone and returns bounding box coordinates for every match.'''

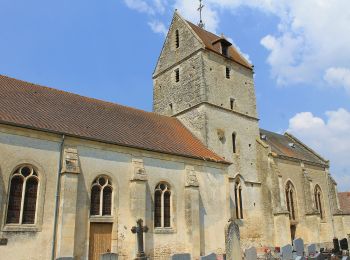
[281,244,293,260]
[293,238,304,256]
[333,238,340,253]
[100,253,118,260]
[56,258,74,260]
[340,238,349,251]
[245,247,257,260]
[225,219,242,260]
[171,253,191,260]
[200,253,216,260]
[308,244,317,255]
[342,257,350,260]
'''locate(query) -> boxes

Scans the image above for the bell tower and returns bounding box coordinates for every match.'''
[153,11,259,176]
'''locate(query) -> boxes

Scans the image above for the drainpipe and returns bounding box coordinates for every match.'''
[51,134,65,260]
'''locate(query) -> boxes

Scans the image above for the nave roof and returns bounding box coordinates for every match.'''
[0,74,227,164]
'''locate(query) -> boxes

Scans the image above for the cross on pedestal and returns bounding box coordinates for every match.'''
[131,219,149,259]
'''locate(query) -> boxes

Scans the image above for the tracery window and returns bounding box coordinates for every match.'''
[90,176,113,216]
[234,180,243,219]
[285,181,297,221]
[6,165,39,224]
[154,182,171,228]
[314,185,324,219]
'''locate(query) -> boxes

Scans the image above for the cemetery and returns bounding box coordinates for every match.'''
[93,218,350,260]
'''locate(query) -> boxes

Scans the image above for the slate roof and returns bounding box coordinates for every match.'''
[0,75,227,164]
[187,21,252,69]
[260,129,328,165]
[338,192,350,215]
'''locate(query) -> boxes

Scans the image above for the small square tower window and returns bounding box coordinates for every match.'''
[226,67,230,79]
[230,98,235,110]
[175,69,180,82]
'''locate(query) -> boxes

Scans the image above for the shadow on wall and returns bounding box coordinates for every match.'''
[145,184,155,258]
[73,165,89,258]
[200,193,206,256]
[0,166,4,228]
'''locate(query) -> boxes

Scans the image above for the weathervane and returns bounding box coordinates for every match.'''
[198,0,205,29]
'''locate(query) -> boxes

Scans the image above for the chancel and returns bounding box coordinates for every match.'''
[0,8,349,260]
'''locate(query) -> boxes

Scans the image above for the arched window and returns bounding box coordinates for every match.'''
[6,165,39,224]
[285,181,297,221]
[90,176,112,216]
[314,185,324,219]
[154,182,171,228]
[234,180,243,219]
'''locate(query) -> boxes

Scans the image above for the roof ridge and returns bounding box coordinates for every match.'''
[186,20,252,68]
[186,20,220,39]
[0,74,169,119]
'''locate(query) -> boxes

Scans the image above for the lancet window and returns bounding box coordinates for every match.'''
[314,185,324,219]
[234,180,243,219]
[285,181,297,221]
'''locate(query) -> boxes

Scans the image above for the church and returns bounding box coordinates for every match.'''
[0,11,349,260]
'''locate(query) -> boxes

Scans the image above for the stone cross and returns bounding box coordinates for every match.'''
[197,0,205,28]
[131,219,148,259]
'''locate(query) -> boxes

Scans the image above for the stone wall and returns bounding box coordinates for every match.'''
[0,124,229,260]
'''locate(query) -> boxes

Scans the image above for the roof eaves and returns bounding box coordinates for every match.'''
[275,154,328,168]
[0,120,229,165]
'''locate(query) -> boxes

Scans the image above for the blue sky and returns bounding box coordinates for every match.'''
[1,0,350,191]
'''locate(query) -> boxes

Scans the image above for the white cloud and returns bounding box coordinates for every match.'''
[324,67,350,94]
[148,20,167,36]
[173,0,350,91]
[287,109,350,191]
[123,0,155,15]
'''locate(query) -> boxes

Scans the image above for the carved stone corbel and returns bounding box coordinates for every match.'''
[185,165,199,187]
[131,158,148,181]
[61,146,80,174]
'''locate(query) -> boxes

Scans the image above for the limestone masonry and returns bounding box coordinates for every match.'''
[0,11,348,260]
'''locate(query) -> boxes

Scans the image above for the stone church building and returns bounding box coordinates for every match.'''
[0,11,349,260]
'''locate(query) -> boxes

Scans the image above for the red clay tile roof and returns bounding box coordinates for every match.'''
[260,129,328,165]
[0,75,227,164]
[187,21,252,69]
[338,192,350,214]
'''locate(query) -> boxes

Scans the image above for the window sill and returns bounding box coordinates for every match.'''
[154,227,176,234]
[3,224,40,232]
[90,216,114,223]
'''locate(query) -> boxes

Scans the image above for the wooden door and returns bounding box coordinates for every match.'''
[89,223,113,260]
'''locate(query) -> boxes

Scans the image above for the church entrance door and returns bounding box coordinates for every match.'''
[89,223,113,260]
